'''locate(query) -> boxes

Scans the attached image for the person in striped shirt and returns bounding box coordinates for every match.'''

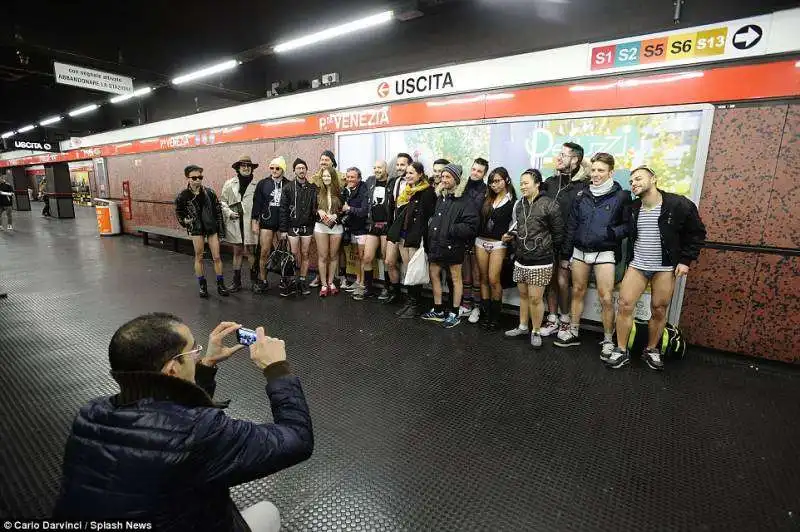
[606,166,707,371]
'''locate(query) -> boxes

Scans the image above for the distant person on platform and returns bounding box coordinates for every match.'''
[220,156,259,292]
[52,313,313,532]
[541,142,590,337]
[279,158,317,297]
[0,174,13,231]
[606,165,706,371]
[252,156,289,295]
[175,165,229,298]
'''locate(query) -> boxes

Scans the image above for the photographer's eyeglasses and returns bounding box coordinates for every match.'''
[171,345,204,363]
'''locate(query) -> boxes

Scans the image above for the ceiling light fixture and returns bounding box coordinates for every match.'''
[110,87,153,104]
[17,124,36,133]
[69,104,100,117]
[1,131,15,138]
[39,116,62,126]
[172,60,238,85]
[274,11,394,53]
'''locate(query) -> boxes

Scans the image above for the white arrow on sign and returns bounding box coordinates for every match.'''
[734,26,762,48]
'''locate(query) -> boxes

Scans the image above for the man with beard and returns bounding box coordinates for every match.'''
[220,156,259,292]
[381,153,413,305]
[541,142,590,337]
[252,157,288,294]
[354,160,390,301]
[460,157,489,323]
[606,166,706,371]
[279,158,317,297]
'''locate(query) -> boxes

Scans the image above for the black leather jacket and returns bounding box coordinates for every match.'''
[175,187,225,237]
[279,179,317,232]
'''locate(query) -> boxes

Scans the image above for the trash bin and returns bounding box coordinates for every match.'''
[94,198,121,236]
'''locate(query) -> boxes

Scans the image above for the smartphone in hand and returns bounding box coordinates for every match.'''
[236,327,258,346]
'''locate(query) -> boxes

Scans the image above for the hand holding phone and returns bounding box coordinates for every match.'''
[248,326,287,369]
[202,322,245,366]
[236,327,258,346]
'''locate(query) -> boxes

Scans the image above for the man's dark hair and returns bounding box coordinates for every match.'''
[473,157,489,171]
[109,313,187,372]
[397,153,413,165]
[346,167,362,180]
[433,158,450,166]
[184,165,203,177]
[563,142,584,164]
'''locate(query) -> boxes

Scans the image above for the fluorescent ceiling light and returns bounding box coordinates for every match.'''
[1,131,15,138]
[110,87,153,104]
[17,124,36,133]
[172,60,238,85]
[274,11,394,53]
[69,104,100,117]
[39,116,62,126]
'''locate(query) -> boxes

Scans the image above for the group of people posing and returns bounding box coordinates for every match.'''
[175,142,706,370]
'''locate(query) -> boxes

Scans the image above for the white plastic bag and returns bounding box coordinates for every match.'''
[404,244,430,286]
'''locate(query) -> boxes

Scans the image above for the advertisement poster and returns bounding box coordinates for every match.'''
[338,108,711,323]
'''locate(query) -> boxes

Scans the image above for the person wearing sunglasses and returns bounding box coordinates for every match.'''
[220,156,260,293]
[251,156,289,294]
[175,164,229,298]
[53,313,312,532]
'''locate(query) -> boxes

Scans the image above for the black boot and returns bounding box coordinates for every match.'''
[250,267,259,285]
[479,300,492,329]
[199,278,209,299]
[398,286,419,319]
[228,270,242,293]
[217,278,230,297]
[384,283,401,305]
[253,278,268,294]
[486,300,502,331]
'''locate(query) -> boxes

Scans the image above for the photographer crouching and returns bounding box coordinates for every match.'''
[52,314,313,532]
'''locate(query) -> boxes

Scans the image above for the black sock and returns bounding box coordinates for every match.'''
[365,270,374,291]
[434,303,443,313]
[393,282,401,295]
[452,307,460,316]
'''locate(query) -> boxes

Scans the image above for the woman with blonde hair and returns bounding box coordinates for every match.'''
[313,166,345,297]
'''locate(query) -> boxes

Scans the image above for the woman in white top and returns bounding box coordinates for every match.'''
[313,167,344,297]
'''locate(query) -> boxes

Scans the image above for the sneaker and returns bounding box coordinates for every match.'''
[600,340,615,362]
[531,333,542,349]
[343,280,358,292]
[605,347,630,369]
[309,277,320,287]
[554,328,581,347]
[540,319,559,337]
[442,312,461,329]
[505,325,530,338]
[279,281,295,298]
[421,308,446,322]
[300,280,311,296]
[352,285,366,301]
[252,280,269,294]
[468,306,481,324]
[642,348,665,371]
[377,287,390,300]
[6,225,11,231]
[458,305,472,318]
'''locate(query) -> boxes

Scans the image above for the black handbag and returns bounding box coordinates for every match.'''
[501,253,516,289]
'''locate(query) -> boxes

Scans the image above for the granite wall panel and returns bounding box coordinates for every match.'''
[761,104,800,249]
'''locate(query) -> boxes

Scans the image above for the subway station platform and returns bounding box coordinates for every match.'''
[1,207,798,531]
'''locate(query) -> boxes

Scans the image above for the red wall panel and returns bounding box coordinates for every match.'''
[762,104,800,249]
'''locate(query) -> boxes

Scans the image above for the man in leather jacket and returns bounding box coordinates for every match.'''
[279,158,317,296]
[175,165,229,298]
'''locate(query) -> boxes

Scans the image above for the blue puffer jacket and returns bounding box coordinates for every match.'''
[562,181,631,257]
[52,362,313,532]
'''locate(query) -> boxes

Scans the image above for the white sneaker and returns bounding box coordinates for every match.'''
[531,333,543,349]
[554,328,581,347]
[468,306,481,324]
[6,225,11,231]
[540,319,559,337]
[600,340,615,361]
[505,325,529,337]
[458,305,472,318]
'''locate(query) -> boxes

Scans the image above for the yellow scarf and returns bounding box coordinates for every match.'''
[397,180,430,208]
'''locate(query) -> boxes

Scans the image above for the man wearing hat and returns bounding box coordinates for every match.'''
[421,163,479,329]
[278,158,317,297]
[175,164,229,298]
[251,156,289,294]
[220,156,260,292]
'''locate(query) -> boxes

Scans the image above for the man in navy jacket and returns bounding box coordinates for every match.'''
[52,313,313,532]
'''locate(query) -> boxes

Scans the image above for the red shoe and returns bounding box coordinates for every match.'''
[320,285,329,297]
[329,283,339,296]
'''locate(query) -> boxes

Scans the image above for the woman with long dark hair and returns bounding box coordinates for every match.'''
[503,169,565,348]
[475,167,517,330]
[386,161,437,318]
[313,167,344,297]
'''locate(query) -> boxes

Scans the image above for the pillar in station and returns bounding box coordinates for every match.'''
[10,167,31,211]
[44,163,75,219]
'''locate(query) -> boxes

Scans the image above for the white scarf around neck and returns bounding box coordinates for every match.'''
[589,178,615,197]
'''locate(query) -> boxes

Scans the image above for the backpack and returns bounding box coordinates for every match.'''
[626,319,687,360]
